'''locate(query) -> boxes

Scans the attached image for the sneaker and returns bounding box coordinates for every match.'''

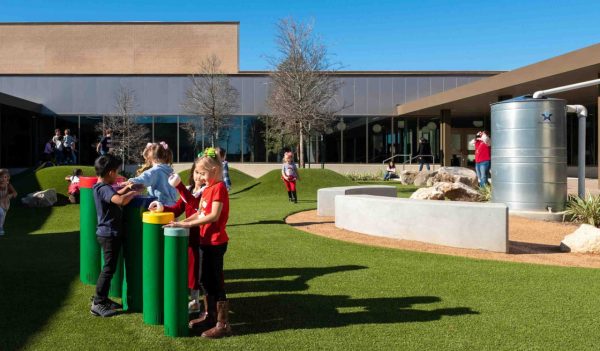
[188,300,201,314]
[90,301,118,317]
[107,298,123,310]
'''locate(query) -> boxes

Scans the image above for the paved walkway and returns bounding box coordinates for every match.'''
[567,177,600,196]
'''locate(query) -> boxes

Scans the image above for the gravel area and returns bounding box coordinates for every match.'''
[286,210,600,268]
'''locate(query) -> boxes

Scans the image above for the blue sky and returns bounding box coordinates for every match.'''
[1,0,599,71]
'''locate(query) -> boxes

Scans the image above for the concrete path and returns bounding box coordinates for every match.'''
[567,177,600,196]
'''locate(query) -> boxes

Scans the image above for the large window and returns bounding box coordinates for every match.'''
[153,116,178,161]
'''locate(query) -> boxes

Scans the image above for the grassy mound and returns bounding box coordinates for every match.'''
[11,165,96,197]
[236,168,355,196]
[178,167,254,190]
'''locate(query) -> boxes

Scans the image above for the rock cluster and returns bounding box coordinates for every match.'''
[400,167,482,202]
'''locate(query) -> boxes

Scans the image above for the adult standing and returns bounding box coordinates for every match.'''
[52,128,64,165]
[96,129,112,156]
[417,137,432,172]
[473,131,491,187]
[63,128,76,164]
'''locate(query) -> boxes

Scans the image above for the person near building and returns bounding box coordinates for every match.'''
[473,131,492,187]
[96,129,112,156]
[417,137,432,172]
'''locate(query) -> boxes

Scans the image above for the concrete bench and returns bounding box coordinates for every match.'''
[317,186,397,216]
[335,195,508,252]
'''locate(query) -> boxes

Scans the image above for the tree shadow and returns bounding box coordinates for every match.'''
[226,265,367,294]
[231,182,261,196]
[0,231,79,351]
[230,294,479,335]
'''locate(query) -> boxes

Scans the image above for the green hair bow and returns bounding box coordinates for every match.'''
[199,147,217,159]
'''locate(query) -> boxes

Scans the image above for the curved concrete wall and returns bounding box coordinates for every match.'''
[335,195,508,252]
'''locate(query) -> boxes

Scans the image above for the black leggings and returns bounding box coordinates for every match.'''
[200,243,228,301]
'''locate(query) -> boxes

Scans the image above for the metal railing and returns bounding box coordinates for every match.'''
[382,154,437,171]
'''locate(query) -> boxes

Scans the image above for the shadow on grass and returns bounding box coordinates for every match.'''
[231,182,261,196]
[509,241,562,255]
[231,294,478,335]
[226,265,367,294]
[228,220,285,227]
[0,231,79,351]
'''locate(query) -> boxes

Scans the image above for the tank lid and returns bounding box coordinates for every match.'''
[491,95,565,106]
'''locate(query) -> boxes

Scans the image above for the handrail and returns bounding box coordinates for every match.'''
[382,154,437,171]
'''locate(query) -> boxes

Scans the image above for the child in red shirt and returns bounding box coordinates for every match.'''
[148,161,206,314]
[165,148,231,339]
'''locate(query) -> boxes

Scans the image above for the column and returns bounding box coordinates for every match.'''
[440,109,451,166]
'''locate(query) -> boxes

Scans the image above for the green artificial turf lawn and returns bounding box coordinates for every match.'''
[2,168,600,350]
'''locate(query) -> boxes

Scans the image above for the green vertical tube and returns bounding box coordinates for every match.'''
[123,196,156,312]
[164,227,189,337]
[142,211,174,325]
[79,176,100,285]
[101,248,123,298]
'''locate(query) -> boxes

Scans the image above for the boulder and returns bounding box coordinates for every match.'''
[21,188,58,207]
[409,187,445,200]
[413,171,436,187]
[560,224,600,254]
[433,181,482,202]
[399,170,418,185]
[434,167,478,188]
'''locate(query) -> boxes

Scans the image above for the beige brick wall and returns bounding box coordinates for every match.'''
[0,23,239,74]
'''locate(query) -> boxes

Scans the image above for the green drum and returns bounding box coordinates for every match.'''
[164,227,189,337]
[142,211,174,325]
[122,196,156,312]
[79,176,100,285]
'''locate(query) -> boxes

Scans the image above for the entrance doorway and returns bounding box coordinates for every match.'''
[450,128,479,168]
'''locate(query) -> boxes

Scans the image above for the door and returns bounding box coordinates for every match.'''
[450,128,479,168]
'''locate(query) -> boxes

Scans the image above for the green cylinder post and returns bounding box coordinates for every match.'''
[164,227,189,337]
[122,196,156,312]
[142,211,174,325]
[79,176,100,285]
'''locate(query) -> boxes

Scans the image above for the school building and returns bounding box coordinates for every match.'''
[0,22,599,177]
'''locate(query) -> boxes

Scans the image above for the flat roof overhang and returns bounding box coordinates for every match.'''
[0,91,42,113]
[396,42,600,117]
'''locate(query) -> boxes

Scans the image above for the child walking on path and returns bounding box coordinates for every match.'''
[165,148,231,339]
[127,142,178,206]
[148,161,206,314]
[216,148,231,192]
[0,169,18,236]
[281,151,300,203]
[91,155,139,317]
[65,168,83,204]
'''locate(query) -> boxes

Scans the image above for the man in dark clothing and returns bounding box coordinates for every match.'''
[90,154,139,317]
[96,129,112,156]
[417,137,432,172]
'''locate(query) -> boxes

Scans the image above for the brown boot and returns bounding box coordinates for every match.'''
[201,300,232,339]
[189,295,216,330]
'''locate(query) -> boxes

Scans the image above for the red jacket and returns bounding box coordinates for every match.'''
[475,139,491,163]
[163,182,202,246]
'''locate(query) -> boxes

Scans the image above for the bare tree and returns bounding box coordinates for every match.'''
[267,18,346,167]
[97,85,149,169]
[183,55,239,148]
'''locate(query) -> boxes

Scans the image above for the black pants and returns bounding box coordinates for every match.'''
[199,243,228,301]
[95,235,122,304]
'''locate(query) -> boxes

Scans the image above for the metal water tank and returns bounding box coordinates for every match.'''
[490,96,567,211]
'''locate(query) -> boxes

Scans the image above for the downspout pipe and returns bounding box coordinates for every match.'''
[566,105,588,198]
[533,78,600,200]
[533,78,600,99]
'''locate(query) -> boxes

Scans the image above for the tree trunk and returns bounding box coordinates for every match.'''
[299,129,304,168]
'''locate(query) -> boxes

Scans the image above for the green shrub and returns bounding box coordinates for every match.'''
[564,194,600,226]
[345,171,384,181]
[478,185,492,202]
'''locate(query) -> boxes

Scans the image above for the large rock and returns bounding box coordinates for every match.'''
[433,167,478,188]
[560,224,600,253]
[21,188,57,207]
[433,181,483,202]
[409,187,445,200]
[413,171,436,187]
[399,170,418,185]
